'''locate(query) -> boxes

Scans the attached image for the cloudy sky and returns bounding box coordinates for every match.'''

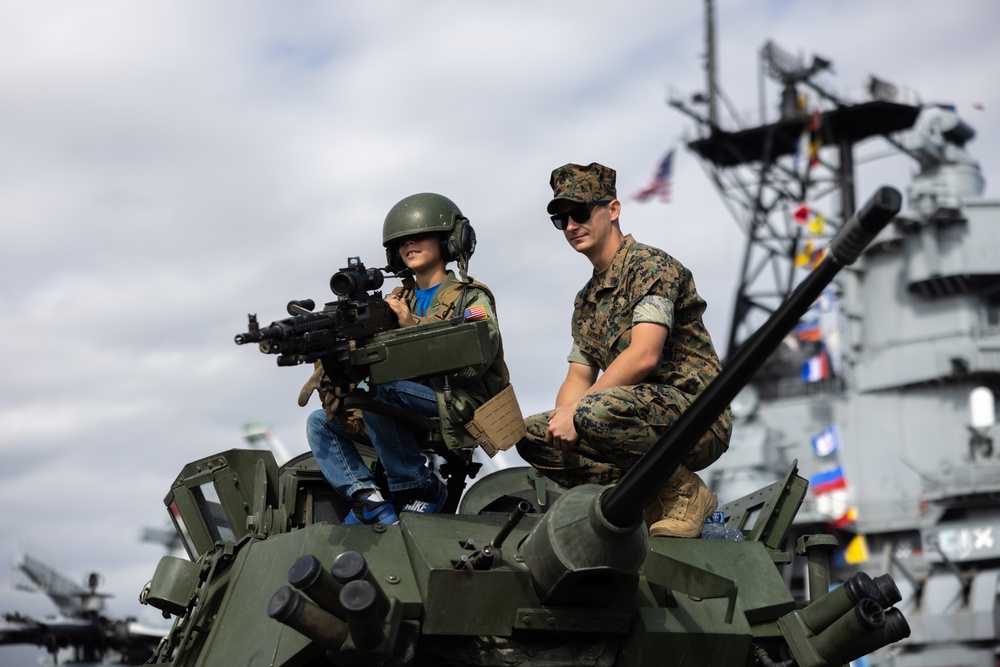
[2,0,999,661]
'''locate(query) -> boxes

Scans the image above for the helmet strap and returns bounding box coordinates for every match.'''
[393,266,414,280]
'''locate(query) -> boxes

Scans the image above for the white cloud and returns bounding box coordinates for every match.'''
[2,1,999,661]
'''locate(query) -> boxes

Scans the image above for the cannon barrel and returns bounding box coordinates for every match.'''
[600,186,902,528]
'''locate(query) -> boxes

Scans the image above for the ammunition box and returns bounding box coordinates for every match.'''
[352,319,494,385]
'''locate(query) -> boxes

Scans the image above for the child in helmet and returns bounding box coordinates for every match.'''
[301,193,509,525]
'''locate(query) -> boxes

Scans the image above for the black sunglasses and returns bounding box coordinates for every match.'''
[550,200,612,230]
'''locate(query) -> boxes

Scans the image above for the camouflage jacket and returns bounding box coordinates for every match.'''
[396,270,507,450]
[570,234,730,437]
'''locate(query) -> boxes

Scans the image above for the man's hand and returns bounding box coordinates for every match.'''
[386,294,418,327]
[545,404,580,451]
[543,363,597,452]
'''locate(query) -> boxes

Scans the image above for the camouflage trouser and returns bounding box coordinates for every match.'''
[516,384,732,488]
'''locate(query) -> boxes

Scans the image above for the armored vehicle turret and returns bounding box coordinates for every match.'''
[138,188,910,666]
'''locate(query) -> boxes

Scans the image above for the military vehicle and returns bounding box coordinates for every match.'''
[135,187,910,666]
[0,553,162,665]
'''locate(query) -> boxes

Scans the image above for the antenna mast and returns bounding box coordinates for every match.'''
[704,0,718,128]
[670,12,920,368]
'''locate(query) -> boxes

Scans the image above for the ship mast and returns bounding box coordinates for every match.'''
[673,1,921,364]
[704,0,718,129]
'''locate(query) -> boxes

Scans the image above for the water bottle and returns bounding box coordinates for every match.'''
[701,504,745,541]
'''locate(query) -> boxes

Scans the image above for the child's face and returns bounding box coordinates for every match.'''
[398,232,444,273]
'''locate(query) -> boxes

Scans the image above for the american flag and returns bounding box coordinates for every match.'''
[632,148,675,203]
[463,305,488,321]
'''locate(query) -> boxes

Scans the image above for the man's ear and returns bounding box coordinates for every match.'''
[609,199,622,222]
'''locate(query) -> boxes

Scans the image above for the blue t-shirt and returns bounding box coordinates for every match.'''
[414,283,441,317]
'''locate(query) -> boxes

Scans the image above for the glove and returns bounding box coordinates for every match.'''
[297,362,325,407]
[298,362,367,436]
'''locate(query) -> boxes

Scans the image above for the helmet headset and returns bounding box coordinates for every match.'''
[382,193,477,274]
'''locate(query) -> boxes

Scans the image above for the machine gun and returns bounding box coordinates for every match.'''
[235,257,398,383]
[235,256,495,388]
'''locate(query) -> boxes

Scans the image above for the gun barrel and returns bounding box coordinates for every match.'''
[234,311,339,347]
[600,186,901,529]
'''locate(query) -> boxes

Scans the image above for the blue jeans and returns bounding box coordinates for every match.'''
[306,380,439,500]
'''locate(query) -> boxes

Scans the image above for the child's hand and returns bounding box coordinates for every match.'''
[386,294,418,327]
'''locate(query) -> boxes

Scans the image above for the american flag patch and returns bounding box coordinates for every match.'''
[463,305,488,321]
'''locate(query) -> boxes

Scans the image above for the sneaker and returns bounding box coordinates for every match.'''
[344,498,399,526]
[646,465,718,538]
[400,475,447,514]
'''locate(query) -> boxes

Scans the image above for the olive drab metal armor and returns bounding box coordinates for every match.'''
[382,193,476,272]
[143,188,912,667]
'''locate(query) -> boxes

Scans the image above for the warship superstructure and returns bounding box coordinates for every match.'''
[671,7,1000,664]
[703,103,1000,667]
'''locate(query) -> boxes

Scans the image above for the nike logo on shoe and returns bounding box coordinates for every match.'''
[345,498,399,525]
[362,506,389,521]
[403,500,430,513]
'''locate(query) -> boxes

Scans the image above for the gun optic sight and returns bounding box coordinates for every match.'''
[330,258,384,299]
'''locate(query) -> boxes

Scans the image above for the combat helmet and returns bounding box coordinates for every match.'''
[382,193,476,273]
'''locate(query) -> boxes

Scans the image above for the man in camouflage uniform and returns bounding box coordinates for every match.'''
[517,162,732,538]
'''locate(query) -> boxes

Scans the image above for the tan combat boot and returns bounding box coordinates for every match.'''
[646,465,718,538]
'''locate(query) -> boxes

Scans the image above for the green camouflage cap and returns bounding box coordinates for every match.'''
[547,162,617,214]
